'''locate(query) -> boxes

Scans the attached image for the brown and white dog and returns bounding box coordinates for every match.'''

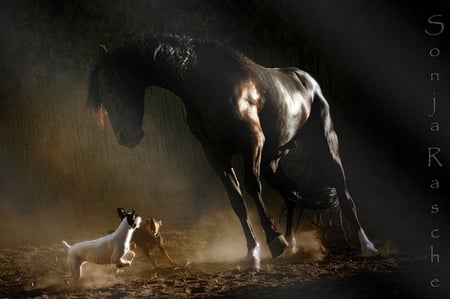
[62,208,141,282]
[131,217,177,267]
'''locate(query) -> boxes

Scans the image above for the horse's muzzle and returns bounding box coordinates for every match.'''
[117,128,144,148]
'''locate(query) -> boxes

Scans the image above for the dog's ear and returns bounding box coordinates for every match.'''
[117,208,126,219]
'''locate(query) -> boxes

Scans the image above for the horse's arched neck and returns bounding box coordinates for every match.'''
[135,39,195,99]
[144,58,190,100]
[146,64,185,97]
[114,40,194,103]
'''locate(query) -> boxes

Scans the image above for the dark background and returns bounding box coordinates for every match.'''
[0,0,448,280]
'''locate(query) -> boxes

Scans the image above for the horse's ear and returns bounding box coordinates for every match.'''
[99,44,109,60]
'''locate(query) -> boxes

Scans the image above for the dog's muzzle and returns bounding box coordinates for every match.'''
[148,218,161,237]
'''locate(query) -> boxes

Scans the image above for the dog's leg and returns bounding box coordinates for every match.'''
[123,250,135,264]
[116,261,130,268]
[116,259,131,268]
[161,248,177,266]
[115,249,133,268]
[75,261,84,281]
[63,258,72,282]
[66,257,83,282]
[62,273,72,285]
[157,237,177,266]
[147,250,158,267]
[140,245,158,267]
[112,248,127,268]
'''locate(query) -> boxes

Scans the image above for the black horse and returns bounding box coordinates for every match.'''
[87,34,378,269]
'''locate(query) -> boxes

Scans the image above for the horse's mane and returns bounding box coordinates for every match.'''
[140,34,197,76]
[137,33,255,76]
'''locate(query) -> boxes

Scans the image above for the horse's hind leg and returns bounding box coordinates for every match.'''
[303,92,378,256]
[261,159,300,254]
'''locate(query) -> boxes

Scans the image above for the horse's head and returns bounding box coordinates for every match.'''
[87,45,145,148]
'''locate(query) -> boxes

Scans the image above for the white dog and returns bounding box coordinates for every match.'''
[62,208,141,282]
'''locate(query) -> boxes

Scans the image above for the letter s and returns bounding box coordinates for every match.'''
[425,15,445,36]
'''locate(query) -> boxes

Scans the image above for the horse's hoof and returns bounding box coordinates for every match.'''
[240,256,261,271]
[361,242,379,256]
[288,237,298,255]
[268,234,288,258]
[239,243,261,271]
[357,229,379,256]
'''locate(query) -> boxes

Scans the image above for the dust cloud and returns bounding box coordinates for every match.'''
[0,65,336,271]
[0,65,219,248]
[0,65,297,261]
[293,230,327,261]
[189,209,249,263]
[187,207,327,263]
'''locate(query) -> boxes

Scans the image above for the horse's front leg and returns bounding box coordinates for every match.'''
[202,146,261,270]
[222,167,261,269]
[243,133,288,258]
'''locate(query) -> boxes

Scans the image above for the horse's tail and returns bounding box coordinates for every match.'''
[62,240,71,251]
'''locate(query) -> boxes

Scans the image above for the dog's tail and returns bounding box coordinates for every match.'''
[62,240,71,250]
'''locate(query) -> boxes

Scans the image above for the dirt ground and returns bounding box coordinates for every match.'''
[0,228,445,299]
